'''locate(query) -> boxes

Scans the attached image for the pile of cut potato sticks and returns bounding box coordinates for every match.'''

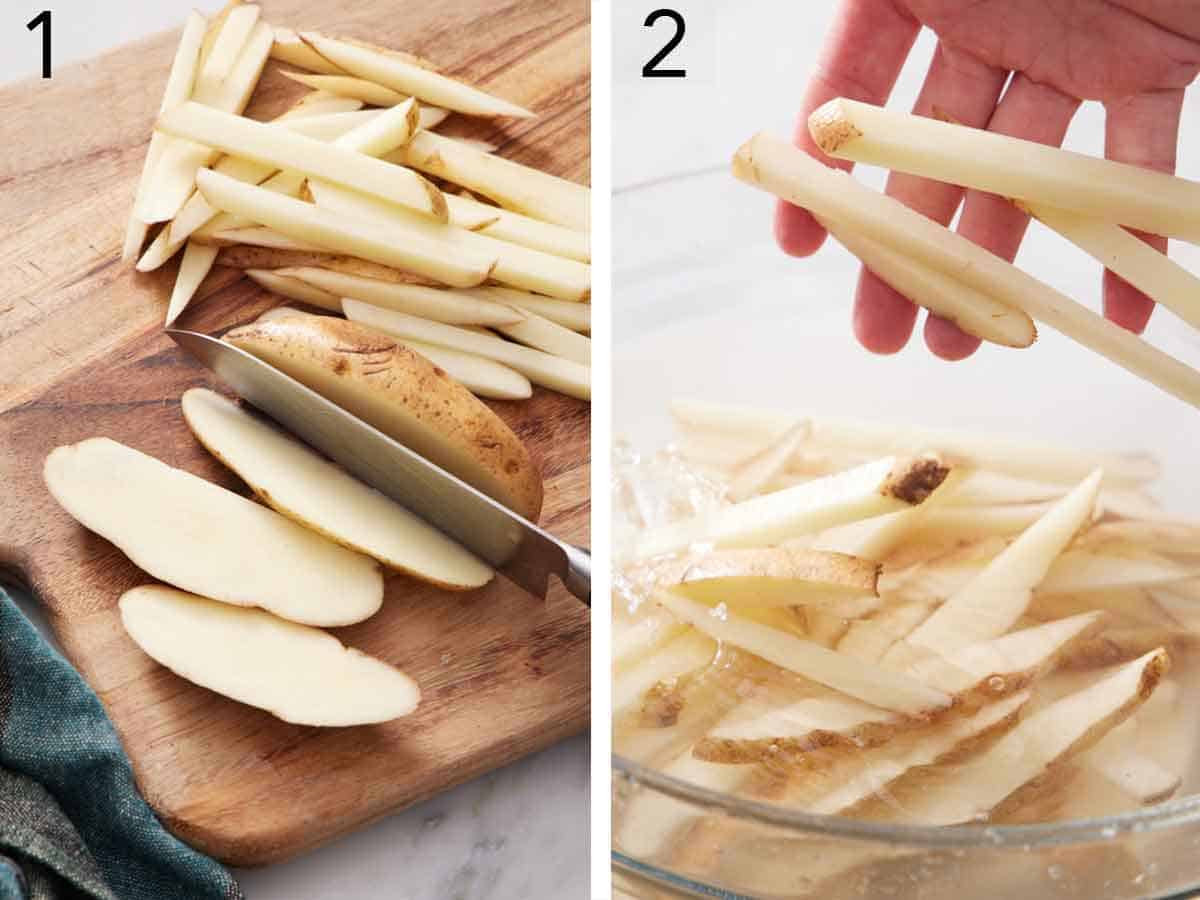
[124,0,590,402]
[735,99,1200,410]
[613,399,1200,867]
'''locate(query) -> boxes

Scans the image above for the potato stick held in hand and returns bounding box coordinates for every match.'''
[343,299,591,400]
[810,98,1200,244]
[300,32,534,119]
[1024,202,1200,331]
[159,102,445,221]
[195,169,494,287]
[733,133,1200,410]
[823,217,1036,348]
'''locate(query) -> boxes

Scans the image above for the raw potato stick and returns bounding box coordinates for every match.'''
[461,286,591,332]
[823,217,1036,348]
[670,547,879,608]
[399,339,533,401]
[165,241,219,325]
[445,194,591,262]
[1025,202,1200,331]
[876,649,1169,825]
[281,70,410,107]
[246,269,342,311]
[810,98,1200,244]
[207,227,328,252]
[195,169,495,288]
[44,438,382,627]
[391,131,590,231]
[342,299,591,400]
[634,455,949,558]
[270,26,346,75]
[658,592,951,716]
[278,267,526,326]
[671,399,1159,486]
[495,310,591,366]
[733,133,1200,410]
[158,102,446,221]
[613,630,716,719]
[123,11,207,260]
[301,32,534,119]
[899,470,1102,655]
[182,388,493,589]
[726,422,810,502]
[192,3,261,104]
[214,246,438,284]
[120,586,419,726]
[140,20,274,223]
[309,179,590,301]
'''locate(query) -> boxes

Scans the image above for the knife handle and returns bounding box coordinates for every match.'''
[562,544,591,607]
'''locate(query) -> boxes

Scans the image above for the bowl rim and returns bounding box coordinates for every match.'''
[612,753,1200,848]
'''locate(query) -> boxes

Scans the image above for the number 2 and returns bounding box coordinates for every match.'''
[27,10,51,79]
[642,9,685,78]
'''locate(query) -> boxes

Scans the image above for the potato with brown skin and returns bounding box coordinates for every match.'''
[216,246,440,285]
[224,310,543,520]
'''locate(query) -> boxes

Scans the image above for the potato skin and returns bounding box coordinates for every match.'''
[224,311,543,520]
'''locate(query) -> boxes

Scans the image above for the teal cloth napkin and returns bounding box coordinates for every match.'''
[0,582,242,900]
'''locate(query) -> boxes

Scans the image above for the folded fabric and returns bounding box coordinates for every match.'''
[0,582,242,900]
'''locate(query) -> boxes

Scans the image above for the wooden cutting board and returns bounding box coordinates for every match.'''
[0,0,590,866]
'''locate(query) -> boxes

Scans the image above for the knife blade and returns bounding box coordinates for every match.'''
[167,329,590,604]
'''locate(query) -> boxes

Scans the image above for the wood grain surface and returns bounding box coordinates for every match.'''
[0,0,590,866]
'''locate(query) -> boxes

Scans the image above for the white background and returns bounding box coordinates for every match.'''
[0,3,589,898]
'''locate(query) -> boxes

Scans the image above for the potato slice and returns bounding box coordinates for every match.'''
[301,32,533,119]
[277,268,525,326]
[158,102,445,221]
[660,592,950,716]
[897,470,1102,656]
[636,455,949,559]
[181,389,492,589]
[671,548,878,608]
[342,300,591,400]
[392,131,589,231]
[223,311,543,519]
[120,586,418,726]
[875,649,1169,824]
[195,169,493,288]
[44,438,382,626]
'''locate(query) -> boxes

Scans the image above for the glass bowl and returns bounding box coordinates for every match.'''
[611,164,1200,898]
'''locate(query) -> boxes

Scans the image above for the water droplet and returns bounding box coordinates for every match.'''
[987,675,1007,692]
[711,602,729,621]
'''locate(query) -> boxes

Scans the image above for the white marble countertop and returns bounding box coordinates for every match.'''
[0,3,589,897]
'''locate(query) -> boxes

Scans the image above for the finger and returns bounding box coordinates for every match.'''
[854,42,1009,354]
[775,0,920,257]
[935,75,1081,359]
[1102,89,1184,334]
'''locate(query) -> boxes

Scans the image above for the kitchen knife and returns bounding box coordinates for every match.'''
[167,329,590,605]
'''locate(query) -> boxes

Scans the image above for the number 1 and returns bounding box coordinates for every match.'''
[27,11,51,79]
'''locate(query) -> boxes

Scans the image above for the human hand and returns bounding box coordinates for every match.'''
[776,0,1200,359]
